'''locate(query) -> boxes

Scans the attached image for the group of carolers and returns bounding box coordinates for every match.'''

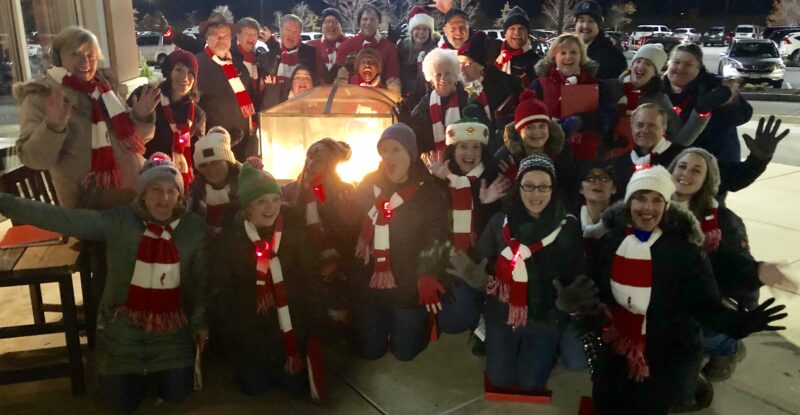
[6,1,793,414]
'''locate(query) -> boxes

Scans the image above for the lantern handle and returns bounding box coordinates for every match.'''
[325,84,338,115]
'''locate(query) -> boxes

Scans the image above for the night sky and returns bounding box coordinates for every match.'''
[132,0,774,29]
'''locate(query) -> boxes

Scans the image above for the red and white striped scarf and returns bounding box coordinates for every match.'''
[304,176,340,279]
[701,199,721,251]
[447,164,484,252]
[238,44,259,89]
[437,36,453,50]
[494,41,532,75]
[355,182,422,289]
[159,93,194,187]
[322,36,346,70]
[244,216,304,374]
[203,183,231,231]
[48,67,143,190]
[205,46,255,119]
[605,227,662,382]
[487,216,566,328]
[630,137,672,170]
[116,220,187,333]
[277,46,301,84]
[429,92,461,154]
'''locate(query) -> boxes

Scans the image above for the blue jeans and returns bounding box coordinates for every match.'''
[99,366,193,414]
[703,290,759,357]
[357,304,429,362]
[484,298,587,391]
[437,280,484,334]
[233,360,306,396]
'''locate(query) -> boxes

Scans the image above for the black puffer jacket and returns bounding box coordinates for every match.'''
[708,206,761,298]
[591,202,744,414]
[348,164,450,308]
[208,211,322,367]
[586,31,628,80]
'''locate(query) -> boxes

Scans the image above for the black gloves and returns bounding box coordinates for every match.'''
[743,115,790,161]
[387,23,407,44]
[553,274,599,314]
[695,85,732,113]
[731,297,787,339]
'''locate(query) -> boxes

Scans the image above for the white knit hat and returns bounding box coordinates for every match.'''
[407,5,435,33]
[632,43,667,75]
[445,120,489,145]
[624,165,676,204]
[193,126,236,166]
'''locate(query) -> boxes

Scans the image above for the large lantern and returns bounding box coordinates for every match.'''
[259,85,400,183]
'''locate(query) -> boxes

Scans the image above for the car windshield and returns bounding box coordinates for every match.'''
[638,26,658,31]
[709,28,724,33]
[730,43,778,58]
[675,29,687,33]
[736,27,754,33]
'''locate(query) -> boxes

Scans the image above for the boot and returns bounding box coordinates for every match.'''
[670,373,714,413]
[703,341,747,382]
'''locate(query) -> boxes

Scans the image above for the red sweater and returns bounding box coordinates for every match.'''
[335,33,400,81]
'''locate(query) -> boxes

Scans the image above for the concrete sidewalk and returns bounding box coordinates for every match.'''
[1,163,799,415]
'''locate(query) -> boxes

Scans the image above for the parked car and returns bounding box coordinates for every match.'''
[702,27,728,46]
[734,24,763,39]
[136,31,175,66]
[779,32,800,62]
[301,32,322,43]
[483,29,504,41]
[718,39,785,88]
[182,25,199,39]
[606,30,631,51]
[531,29,555,40]
[766,27,800,44]
[632,25,672,49]
[673,28,701,44]
[641,33,683,55]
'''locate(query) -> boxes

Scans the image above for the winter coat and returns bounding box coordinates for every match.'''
[0,194,207,375]
[586,32,628,80]
[529,59,616,161]
[409,83,493,154]
[398,34,440,105]
[348,165,450,308]
[606,75,708,153]
[489,38,542,86]
[591,202,745,414]
[335,34,400,82]
[208,212,322,367]
[230,43,270,102]
[186,162,242,230]
[707,206,762,298]
[308,36,350,84]
[664,70,753,162]
[477,203,585,325]
[128,84,206,159]
[495,121,578,206]
[13,70,155,209]
[263,37,318,86]
[195,51,257,161]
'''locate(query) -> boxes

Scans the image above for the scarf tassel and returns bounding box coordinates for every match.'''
[603,325,650,382]
[486,276,510,303]
[506,305,528,329]
[114,307,188,333]
[285,353,305,375]
[256,290,276,315]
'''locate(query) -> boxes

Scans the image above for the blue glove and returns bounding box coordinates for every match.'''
[559,115,583,136]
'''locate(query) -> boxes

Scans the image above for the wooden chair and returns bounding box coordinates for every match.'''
[0,166,95,347]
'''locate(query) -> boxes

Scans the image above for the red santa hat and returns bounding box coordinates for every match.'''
[407,5,435,33]
[514,90,551,132]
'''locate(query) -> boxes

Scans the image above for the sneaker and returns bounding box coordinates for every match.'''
[703,341,747,382]
[670,373,714,413]
[470,335,486,357]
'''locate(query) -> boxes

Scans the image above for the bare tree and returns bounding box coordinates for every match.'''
[540,0,578,32]
[291,2,321,31]
[607,2,636,32]
[767,0,800,26]
[493,1,513,29]
[454,0,479,26]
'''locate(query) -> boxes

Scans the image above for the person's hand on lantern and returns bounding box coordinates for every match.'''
[479,176,511,204]
[44,89,72,131]
[131,84,160,120]
[426,150,451,179]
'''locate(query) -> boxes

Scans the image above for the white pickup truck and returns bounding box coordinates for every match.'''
[631,25,672,49]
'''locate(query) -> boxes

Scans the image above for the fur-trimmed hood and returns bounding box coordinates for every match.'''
[601,201,705,247]
[12,67,121,104]
[502,120,565,158]
[534,57,600,78]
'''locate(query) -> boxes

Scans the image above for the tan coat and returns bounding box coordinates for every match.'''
[13,70,155,208]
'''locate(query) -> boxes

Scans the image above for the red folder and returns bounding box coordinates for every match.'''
[0,225,65,249]
[560,84,599,118]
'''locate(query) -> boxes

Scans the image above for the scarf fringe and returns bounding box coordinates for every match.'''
[603,325,650,382]
[368,270,397,289]
[285,353,305,375]
[114,307,187,333]
[507,305,528,329]
[486,276,510,303]
[355,236,371,263]
[257,291,276,315]
[82,169,121,190]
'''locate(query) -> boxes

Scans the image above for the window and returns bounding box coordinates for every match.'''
[137,35,160,46]
[731,43,779,58]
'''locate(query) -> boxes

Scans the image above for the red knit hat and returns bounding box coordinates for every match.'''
[514,90,550,132]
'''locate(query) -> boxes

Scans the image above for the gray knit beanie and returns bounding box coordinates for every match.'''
[517,153,556,182]
[377,123,418,159]
[667,147,721,196]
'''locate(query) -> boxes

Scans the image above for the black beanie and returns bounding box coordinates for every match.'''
[457,31,489,66]
[321,8,343,25]
[442,8,469,26]
[503,6,530,32]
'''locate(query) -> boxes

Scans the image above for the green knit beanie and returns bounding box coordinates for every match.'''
[238,163,281,207]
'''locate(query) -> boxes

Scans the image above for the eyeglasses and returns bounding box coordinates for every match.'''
[583,175,611,184]
[520,183,553,193]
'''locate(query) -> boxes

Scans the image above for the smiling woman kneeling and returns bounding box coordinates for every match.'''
[591,166,787,415]
[0,153,207,413]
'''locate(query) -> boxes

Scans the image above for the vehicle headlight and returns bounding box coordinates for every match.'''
[728,61,743,69]
[775,62,786,70]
